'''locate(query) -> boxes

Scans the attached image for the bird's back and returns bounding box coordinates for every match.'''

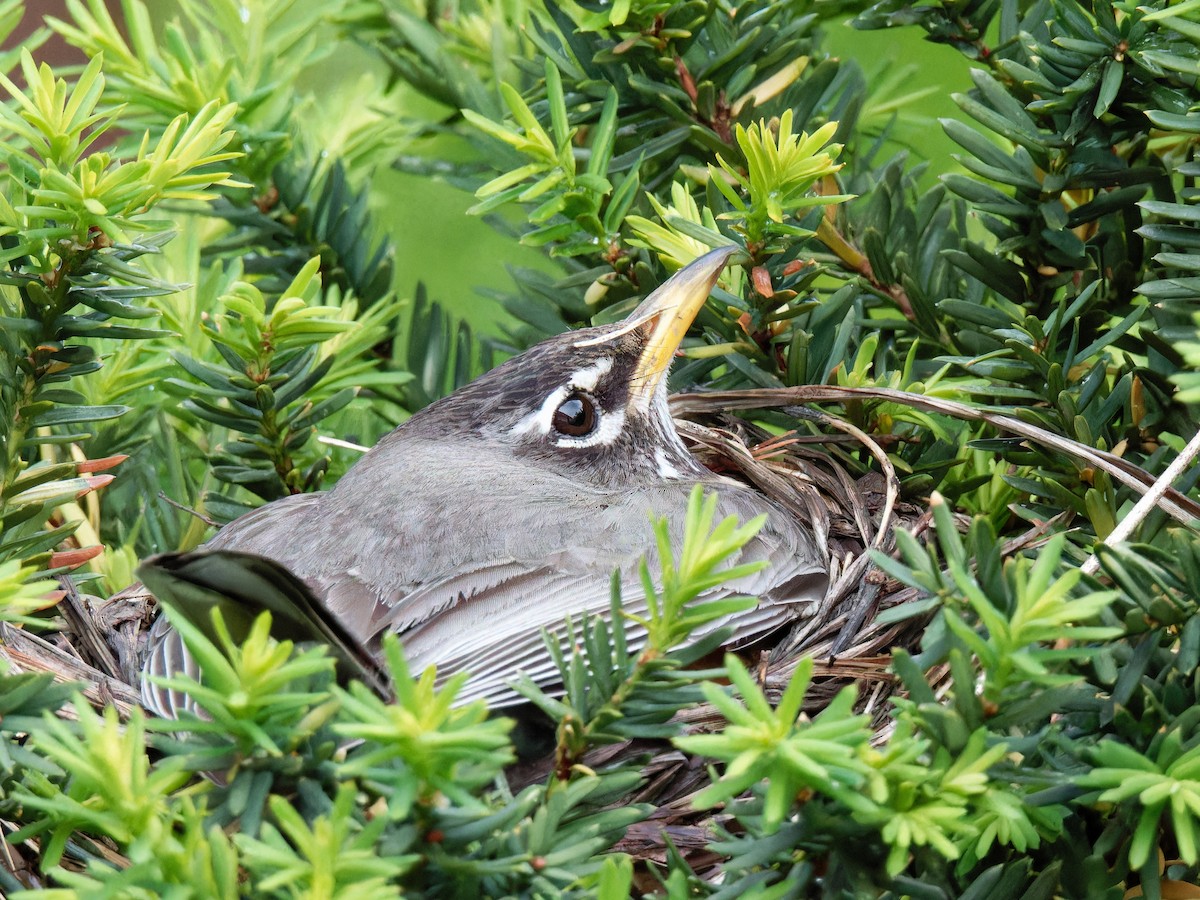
[142,442,826,711]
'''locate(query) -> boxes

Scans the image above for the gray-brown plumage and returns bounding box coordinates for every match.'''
[141,247,829,715]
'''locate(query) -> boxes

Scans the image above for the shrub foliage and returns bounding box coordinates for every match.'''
[1,0,1199,895]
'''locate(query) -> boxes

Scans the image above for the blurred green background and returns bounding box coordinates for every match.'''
[368,16,975,335]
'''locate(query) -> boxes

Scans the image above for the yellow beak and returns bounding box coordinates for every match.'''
[624,246,739,401]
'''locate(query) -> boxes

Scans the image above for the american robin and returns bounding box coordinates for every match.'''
[141,247,828,714]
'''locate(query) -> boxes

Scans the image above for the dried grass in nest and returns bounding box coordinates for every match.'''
[672,395,925,724]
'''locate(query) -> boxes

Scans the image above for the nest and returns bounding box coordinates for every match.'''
[2,388,947,883]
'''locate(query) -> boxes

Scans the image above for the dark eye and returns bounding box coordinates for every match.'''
[552,391,598,437]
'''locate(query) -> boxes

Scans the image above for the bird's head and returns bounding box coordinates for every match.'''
[398,246,739,486]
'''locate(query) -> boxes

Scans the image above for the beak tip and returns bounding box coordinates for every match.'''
[626,244,742,395]
[636,243,741,318]
[703,244,742,265]
[692,244,741,281]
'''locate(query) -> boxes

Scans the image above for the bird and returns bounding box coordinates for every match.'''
[140,246,829,716]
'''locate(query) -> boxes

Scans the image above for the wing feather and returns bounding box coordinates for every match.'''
[392,535,824,706]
